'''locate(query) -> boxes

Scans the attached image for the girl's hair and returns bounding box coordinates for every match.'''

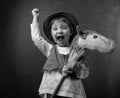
[48,17,74,43]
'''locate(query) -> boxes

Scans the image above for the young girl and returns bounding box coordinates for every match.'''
[30,8,115,98]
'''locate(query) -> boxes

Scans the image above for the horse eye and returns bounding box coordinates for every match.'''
[93,35,98,39]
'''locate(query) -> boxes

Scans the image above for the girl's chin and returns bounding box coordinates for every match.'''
[56,41,69,47]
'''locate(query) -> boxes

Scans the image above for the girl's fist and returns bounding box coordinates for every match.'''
[32,8,39,17]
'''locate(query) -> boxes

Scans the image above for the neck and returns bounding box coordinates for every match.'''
[57,43,70,47]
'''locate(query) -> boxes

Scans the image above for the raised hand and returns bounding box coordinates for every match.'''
[32,8,39,17]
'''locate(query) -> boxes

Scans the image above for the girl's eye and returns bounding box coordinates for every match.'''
[61,26,67,29]
[53,28,57,30]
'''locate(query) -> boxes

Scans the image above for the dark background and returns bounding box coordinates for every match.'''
[1,0,120,98]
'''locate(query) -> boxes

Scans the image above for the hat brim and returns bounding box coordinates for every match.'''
[43,12,79,44]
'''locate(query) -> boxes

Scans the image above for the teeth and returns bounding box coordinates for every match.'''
[57,34,63,37]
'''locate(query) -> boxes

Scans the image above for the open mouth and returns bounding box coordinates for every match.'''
[56,35,65,41]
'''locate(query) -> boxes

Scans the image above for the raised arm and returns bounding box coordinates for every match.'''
[31,8,52,57]
[78,30,116,54]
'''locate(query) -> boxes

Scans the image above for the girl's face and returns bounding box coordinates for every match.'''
[51,19,71,47]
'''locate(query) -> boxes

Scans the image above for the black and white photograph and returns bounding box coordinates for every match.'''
[1,0,120,98]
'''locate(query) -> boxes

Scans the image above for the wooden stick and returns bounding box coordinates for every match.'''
[50,75,67,98]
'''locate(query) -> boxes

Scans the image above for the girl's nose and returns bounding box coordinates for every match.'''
[57,28,63,33]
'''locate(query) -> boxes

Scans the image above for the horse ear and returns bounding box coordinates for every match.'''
[76,25,82,34]
[76,25,89,39]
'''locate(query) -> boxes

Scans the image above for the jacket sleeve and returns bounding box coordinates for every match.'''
[78,30,116,54]
[30,23,52,57]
